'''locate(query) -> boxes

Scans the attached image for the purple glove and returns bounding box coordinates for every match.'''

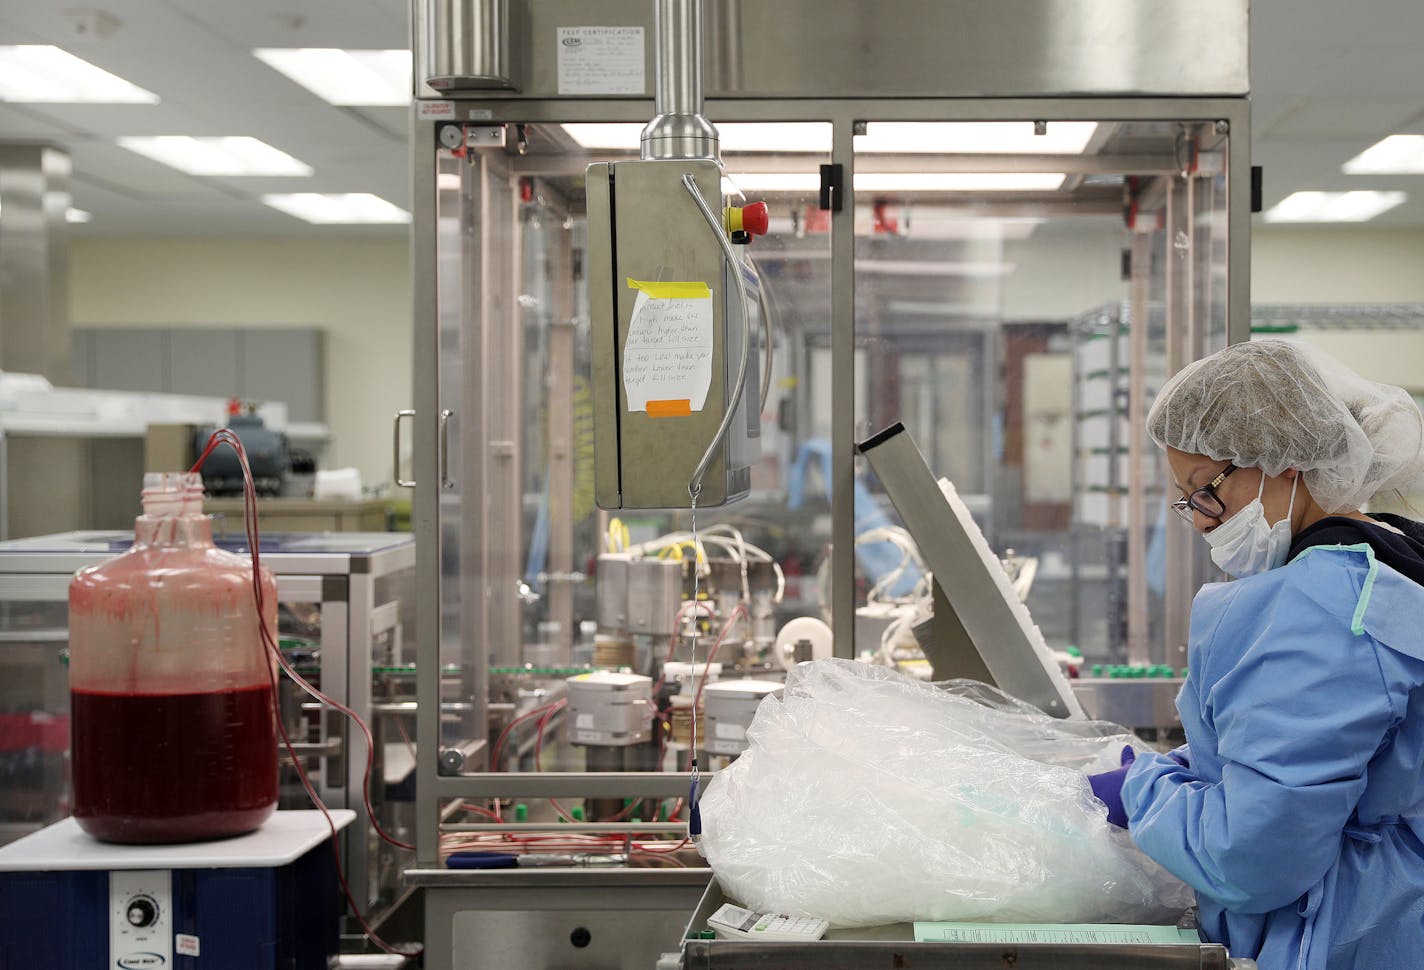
[1087,746,1137,829]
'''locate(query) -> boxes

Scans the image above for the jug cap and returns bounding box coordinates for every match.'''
[142,471,205,517]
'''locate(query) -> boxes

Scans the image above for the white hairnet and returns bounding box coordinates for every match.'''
[1147,339,1424,513]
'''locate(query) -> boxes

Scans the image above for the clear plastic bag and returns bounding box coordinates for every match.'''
[699,659,1193,927]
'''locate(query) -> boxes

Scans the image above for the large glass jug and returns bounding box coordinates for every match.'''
[68,472,278,843]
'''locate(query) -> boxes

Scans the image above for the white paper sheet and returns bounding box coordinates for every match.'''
[622,289,715,414]
[556,27,646,95]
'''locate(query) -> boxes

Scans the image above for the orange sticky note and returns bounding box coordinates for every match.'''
[646,399,692,418]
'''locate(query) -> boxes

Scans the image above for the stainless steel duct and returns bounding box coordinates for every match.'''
[424,0,513,91]
[640,0,719,161]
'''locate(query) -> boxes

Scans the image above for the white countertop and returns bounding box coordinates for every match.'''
[0,810,355,871]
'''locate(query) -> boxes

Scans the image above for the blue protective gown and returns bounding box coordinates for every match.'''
[1121,544,1424,970]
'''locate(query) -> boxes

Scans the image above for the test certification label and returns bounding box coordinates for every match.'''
[557,27,645,95]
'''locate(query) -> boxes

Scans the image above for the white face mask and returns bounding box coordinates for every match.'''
[1204,473,1299,578]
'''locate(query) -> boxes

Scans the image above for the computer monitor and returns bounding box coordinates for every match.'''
[857,422,1084,719]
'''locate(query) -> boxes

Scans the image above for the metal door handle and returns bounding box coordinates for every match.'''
[394,409,416,487]
[439,408,455,488]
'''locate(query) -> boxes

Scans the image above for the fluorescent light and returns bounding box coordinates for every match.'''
[856,122,1097,154]
[560,123,641,149]
[118,136,313,176]
[254,48,411,106]
[0,45,158,103]
[724,172,1064,193]
[561,122,833,153]
[855,173,1064,191]
[859,259,1014,277]
[1263,190,1406,223]
[262,193,410,224]
[1343,135,1424,174]
[861,211,1042,240]
[65,208,92,224]
[559,122,1094,156]
[724,173,821,193]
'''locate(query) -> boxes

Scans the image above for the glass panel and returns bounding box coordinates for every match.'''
[0,600,69,844]
[852,119,1231,676]
[433,122,833,821]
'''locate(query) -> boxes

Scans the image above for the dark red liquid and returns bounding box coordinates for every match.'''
[71,684,277,844]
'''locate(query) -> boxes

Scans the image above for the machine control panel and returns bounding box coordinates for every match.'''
[109,869,172,968]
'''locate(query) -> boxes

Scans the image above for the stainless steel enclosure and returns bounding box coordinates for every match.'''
[410,2,1249,967]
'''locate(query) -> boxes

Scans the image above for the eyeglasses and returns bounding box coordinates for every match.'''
[1170,464,1237,523]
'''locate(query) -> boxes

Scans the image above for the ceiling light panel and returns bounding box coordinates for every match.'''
[0,45,158,103]
[1342,135,1424,174]
[118,137,313,176]
[262,193,410,224]
[561,122,833,152]
[560,122,1094,156]
[254,48,411,106]
[1263,190,1407,222]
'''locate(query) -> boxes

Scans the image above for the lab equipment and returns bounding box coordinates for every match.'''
[1123,545,1424,970]
[706,903,829,942]
[586,159,763,510]
[0,810,349,970]
[409,1,1251,966]
[0,528,414,921]
[700,659,1190,927]
[195,409,291,497]
[665,870,1259,969]
[67,472,277,844]
[857,422,1084,718]
[1147,339,1424,514]
[626,557,683,635]
[701,680,782,757]
[565,672,653,746]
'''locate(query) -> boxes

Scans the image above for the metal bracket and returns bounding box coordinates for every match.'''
[818,163,844,212]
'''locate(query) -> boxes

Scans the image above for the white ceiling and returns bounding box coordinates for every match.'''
[3,0,1424,236]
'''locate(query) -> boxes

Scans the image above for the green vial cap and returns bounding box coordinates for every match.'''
[572,806,585,822]
[1067,646,1083,658]
[514,804,528,822]
[1091,664,1103,677]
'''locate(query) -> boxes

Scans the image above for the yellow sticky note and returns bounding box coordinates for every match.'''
[626,278,712,299]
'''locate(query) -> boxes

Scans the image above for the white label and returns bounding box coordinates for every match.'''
[467,108,493,121]
[557,26,645,95]
[715,722,746,741]
[576,713,595,729]
[175,935,200,957]
[622,290,715,413]
[418,100,456,120]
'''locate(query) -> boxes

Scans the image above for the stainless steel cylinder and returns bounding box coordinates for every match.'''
[640,0,719,161]
[596,553,631,633]
[626,557,684,636]
[424,0,513,91]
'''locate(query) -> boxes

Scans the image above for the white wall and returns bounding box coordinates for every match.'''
[1253,227,1424,303]
[63,224,1424,488]
[70,236,411,489]
[1004,223,1424,321]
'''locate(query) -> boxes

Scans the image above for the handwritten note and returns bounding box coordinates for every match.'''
[622,281,714,415]
[557,27,645,95]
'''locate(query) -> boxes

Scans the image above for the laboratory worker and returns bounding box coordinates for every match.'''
[1088,339,1424,970]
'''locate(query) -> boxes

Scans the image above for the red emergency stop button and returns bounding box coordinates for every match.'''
[724,201,770,237]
